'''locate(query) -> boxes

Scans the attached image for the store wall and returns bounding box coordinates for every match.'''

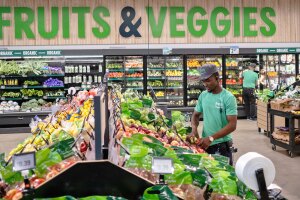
[0,0,299,46]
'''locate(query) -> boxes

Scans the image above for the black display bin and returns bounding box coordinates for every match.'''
[29,160,154,199]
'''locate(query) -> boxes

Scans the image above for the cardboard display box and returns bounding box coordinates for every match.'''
[270,98,300,112]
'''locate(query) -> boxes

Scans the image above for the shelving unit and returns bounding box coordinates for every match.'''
[262,54,296,90]
[64,57,103,91]
[269,109,300,158]
[106,56,144,91]
[0,59,65,113]
[186,55,222,107]
[147,55,184,107]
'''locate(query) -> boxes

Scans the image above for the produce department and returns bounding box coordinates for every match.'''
[1,0,300,199]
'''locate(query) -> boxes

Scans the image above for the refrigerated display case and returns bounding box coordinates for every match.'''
[186,55,222,107]
[262,54,296,90]
[147,55,184,107]
[106,56,144,91]
[225,55,258,105]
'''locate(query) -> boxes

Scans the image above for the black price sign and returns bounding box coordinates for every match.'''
[12,151,36,171]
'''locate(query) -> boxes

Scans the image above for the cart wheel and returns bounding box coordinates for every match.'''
[288,151,294,158]
[272,145,276,151]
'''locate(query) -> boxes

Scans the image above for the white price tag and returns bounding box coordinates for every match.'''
[1,97,5,100]
[12,152,36,171]
[43,96,48,99]
[23,85,28,88]
[1,75,5,78]
[230,46,239,54]
[1,86,5,89]
[43,85,47,88]
[22,75,28,77]
[24,96,28,100]
[152,157,174,174]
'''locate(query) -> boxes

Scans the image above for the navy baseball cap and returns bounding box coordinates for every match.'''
[198,64,219,81]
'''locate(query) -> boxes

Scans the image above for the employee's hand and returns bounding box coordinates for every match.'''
[199,137,212,150]
[186,131,199,144]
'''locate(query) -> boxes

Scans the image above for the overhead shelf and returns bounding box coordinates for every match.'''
[0,85,64,89]
[147,68,165,71]
[65,72,102,75]
[0,97,22,101]
[125,68,143,71]
[126,77,143,81]
[0,74,65,78]
[148,76,165,80]
[107,68,123,72]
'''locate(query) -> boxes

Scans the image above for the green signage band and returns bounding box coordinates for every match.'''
[0,6,276,39]
[0,50,62,57]
[256,48,300,54]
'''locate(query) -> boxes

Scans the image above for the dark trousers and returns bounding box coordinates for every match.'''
[206,141,233,165]
[242,88,256,118]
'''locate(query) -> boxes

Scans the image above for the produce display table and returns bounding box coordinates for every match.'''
[269,109,300,157]
[30,161,154,199]
[257,100,270,135]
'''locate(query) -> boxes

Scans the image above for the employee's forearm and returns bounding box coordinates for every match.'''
[191,112,200,134]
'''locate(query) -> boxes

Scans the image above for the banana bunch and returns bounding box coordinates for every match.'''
[291,110,300,115]
[187,60,201,67]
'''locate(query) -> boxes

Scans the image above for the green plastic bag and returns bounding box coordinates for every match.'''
[129,145,150,158]
[122,137,143,149]
[191,169,209,188]
[177,153,206,168]
[211,154,229,165]
[142,98,153,108]
[131,133,163,145]
[35,148,62,177]
[35,196,76,200]
[165,171,193,185]
[130,110,142,120]
[79,196,128,200]
[125,155,152,171]
[142,141,167,157]
[163,149,182,165]
[50,138,75,160]
[209,177,238,196]
[236,180,257,199]
[0,164,23,184]
[142,185,179,200]
[171,146,193,154]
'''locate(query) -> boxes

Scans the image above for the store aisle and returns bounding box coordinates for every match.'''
[233,120,300,200]
[0,133,30,155]
[0,120,299,199]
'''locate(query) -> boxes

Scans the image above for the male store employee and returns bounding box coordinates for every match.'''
[242,63,258,121]
[188,64,237,165]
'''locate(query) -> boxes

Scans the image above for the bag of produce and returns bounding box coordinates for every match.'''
[35,148,62,177]
[142,185,179,200]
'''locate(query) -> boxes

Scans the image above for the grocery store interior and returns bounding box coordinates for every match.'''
[0,0,300,200]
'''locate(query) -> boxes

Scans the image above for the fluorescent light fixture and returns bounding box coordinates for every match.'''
[64,55,103,58]
[0,57,22,59]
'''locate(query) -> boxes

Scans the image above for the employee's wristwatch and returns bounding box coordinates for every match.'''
[208,136,214,142]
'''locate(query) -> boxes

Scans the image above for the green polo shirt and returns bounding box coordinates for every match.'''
[242,70,258,88]
[195,89,237,145]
